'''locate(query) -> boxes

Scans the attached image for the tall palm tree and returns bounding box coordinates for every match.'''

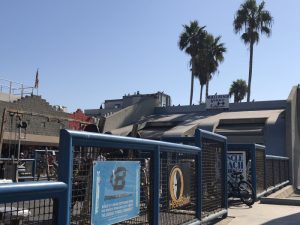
[233,0,273,102]
[229,79,248,102]
[179,21,206,105]
[193,53,208,103]
[204,34,226,98]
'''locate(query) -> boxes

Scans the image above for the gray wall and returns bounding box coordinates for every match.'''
[0,95,69,137]
[104,97,158,132]
[155,100,286,114]
[286,86,300,190]
[264,111,286,156]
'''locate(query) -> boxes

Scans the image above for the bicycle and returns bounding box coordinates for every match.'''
[227,171,255,206]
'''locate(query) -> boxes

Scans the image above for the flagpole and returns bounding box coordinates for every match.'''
[35,68,39,96]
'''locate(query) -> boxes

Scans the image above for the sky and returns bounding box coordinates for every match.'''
[0,1,299,112]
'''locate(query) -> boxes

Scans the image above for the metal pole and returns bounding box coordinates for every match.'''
[17,126,21,161]
[21,84,24,97]
[9,81,12,102]
[0,108,7,158]
[152,146,160,225]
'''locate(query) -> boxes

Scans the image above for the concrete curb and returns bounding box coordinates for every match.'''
[260,197,300,206]
[261,185,300,206]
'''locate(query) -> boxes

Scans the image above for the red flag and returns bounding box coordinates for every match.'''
[34,69,39,88]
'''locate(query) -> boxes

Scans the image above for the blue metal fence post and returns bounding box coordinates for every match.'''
[263,150,267,190]
[272,160,275,186]
[223,138,228,212]
[153,145,160,225]
[251,145,257,199]
[58,129,74,225]
[195,129,202,220]
[33,150,37,180]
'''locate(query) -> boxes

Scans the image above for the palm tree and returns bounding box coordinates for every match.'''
[204,34,226,99]
[229,79,248,102]
[179,21,206,105]
[193,54,208,103]
[233,0,273,102]
[192,34,226,103]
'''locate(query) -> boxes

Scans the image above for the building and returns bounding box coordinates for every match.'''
[0,79,95,159]
[89,86,300,191]
[68,109,94,131]
[85,91,171,117]
[0,95,69,158]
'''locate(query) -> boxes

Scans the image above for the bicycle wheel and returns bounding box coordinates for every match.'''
[238,180,255,206]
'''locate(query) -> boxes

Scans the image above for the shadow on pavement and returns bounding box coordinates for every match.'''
[228,199,252,209]
[261,212,300,225]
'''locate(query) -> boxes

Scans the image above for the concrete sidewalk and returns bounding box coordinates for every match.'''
[216,202,300,225]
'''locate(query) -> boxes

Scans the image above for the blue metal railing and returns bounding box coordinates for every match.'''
[0,181,67,225]
[59,129,202,225]
[0,129,290,224]
[162,129,228,222]
[227,144,290,199]
[265,155,289,194]
[227,144,266,199]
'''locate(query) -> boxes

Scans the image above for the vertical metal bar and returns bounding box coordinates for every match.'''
[17,126,21,161]
[263,150,267,190]
[152,145,160,225]
[57,129,73,225]
[21,84,24,97]
[195,129,202,219]
[272,159,275,186]
[286,159,291,181]
[0,108,7,158]
[251,146,257,199]
[9,81,12,102]
[279,160,282,184]
[223,139,228,211]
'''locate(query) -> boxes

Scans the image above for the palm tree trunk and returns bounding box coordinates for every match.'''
[205,78,209,100]
[200,84,204,104]
[189,72,194,105]
[247,42,254,102]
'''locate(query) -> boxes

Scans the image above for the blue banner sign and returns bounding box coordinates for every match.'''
[91,161,140,225]
[227,151,247,181]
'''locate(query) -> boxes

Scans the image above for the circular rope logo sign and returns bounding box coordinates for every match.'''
[169,165,190,208]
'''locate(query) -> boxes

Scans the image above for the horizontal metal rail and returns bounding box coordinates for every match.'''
[201,209,228,224]
[59,129,203,225]
[67,130,201,153]
[266,155,289,160]
[0,181,67,203]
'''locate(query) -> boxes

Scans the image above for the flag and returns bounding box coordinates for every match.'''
[34,69,39,88]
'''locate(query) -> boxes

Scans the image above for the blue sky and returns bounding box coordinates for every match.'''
[0,1,299,112]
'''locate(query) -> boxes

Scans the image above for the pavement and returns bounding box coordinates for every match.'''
[215,201,300,225]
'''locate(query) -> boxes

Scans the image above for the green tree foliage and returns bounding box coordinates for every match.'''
[194,34,226,102]
[178,21,207,105]
[229,79,248,102]
[233,0,273,102]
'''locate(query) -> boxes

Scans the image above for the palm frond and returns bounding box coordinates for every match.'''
[261,26,271,36]
[234,0,273,45]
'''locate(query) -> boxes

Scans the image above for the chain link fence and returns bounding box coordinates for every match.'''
[0,181,66,225]
[159,151,197,225]
[227,144,266,199]
[201,138,226,219]
[70,147,154,225]
[58,130,202,225]
[265,155,289,189]
[0,199,54,225]
[162,129,228,222]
